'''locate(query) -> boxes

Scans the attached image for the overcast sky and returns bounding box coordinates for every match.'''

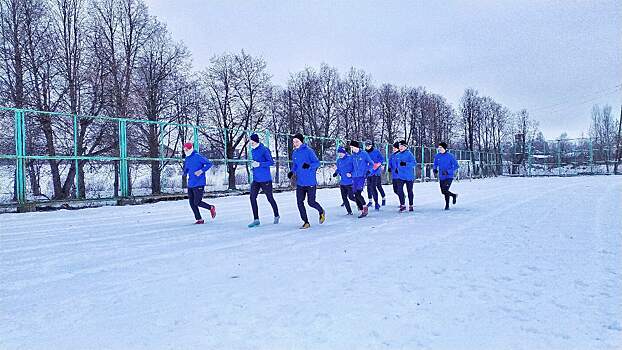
[145,0,621,139]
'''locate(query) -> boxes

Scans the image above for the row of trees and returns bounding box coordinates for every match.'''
[1,0,542,199]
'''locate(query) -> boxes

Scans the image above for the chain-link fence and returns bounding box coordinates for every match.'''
[2,107,617,211]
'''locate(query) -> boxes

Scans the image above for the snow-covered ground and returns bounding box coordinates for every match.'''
[1,176,621,350]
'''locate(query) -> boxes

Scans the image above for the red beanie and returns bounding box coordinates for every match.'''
[183,142,194,150]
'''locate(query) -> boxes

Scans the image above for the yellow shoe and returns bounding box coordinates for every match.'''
[300,222,311,229]
[319,212,326,224]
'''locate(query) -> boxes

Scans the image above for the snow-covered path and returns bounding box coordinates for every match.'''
[1,176,621,350]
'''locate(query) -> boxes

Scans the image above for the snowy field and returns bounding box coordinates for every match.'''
[1,176,621,350]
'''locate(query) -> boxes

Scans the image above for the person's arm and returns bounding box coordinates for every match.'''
[308,149,320,170]
[365,152,374,173]
[453,154,460,170]
[407,151,416,167]
[260,148,274,168]
[433,154,439,171]
[183,160,189,177]
[200,155,212,172]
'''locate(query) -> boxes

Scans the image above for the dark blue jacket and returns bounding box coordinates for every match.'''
[389,151,400,180]
[395,149,417,181]
[291,143,320,186]
[335,155,354,186]
[433,152,460,180]
[251,143,274,183]
[183,151,213,188]
[350,150,373,178]
[366,148,385,176]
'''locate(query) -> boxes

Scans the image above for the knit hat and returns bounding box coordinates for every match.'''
[364,140,373,147]
[399,140,407,146]
[392,142,399,148]
[293,133,304,143]
[438,142,448,150]
[350,140,360,148]
[183,142,194,150]
[337,146,347,154]
[250,133,260,143]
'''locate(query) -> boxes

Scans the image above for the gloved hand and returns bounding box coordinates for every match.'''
[366,170,371,176]
[302,163,310,169]
[395,168,399,174]
[388,167,392,173]
[400,161,406,166]
[252,161,260,168]
[433,169,438,175]
[346,173,352,178]
[442,170,448,176]
[373,163,381,170]
[287,171,294,179]
[332,172,338,177]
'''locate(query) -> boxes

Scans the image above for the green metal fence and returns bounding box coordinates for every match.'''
[5,106,592,210]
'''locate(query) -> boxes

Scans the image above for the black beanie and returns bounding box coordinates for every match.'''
[293,133,304,143]
[350,140,360,148]
[399,140,407,146]
[438,142,448,150]
[393,142,399,148]
[250,133,260,143]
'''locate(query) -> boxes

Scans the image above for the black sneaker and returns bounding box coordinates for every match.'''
[453,194,458,204]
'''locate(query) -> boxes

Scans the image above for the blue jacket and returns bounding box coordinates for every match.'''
[388,151,400,180]
[335,155,354,186]
[366,148,385,176]
[251,143,274,183]
[395,149,417,181]
[183,151,213,188]
[291,143,320,186]
[350,150,373,178]
[433,152,460,180]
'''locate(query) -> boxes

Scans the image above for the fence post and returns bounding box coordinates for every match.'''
[159,123,166,169]
[421,145,425,181]
[118,119,129,197]
[589,139,594,174]
[73,114,80,198]
[557,140,562,176]
[193,126,199,151]
[14,109,26,205]
[247,131,253,184]
[527,142,532,177]
[264,129,270,149]
[384,142,389,179]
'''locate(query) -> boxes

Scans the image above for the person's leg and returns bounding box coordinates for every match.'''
[353,189,365,210]
[395,179,406,206]
[249,181,261,220]
[296,186,309,223]
[375,175,386,199]
[406,180,414,207]
[261,181,280,218]
[194,186,212,210]
[366,177,375,206]
[340,185,353,213]
[440,180,451,209]
[188,187,201,220]
[306,186,324,215]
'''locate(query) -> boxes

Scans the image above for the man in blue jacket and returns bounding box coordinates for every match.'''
[183,142,216,224]
[287,133,325,229]
[395,140,417,212]
[248,133,280,228]
[433,142,460,210]
[388,142,401,202]
[364,140,386,210]
[349,140,374,218]
[332,146,356,215]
